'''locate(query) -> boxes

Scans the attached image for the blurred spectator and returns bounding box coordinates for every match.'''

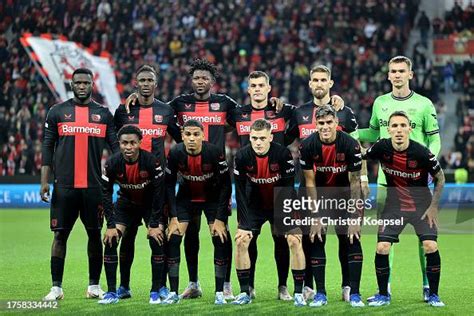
[417,11,430,47]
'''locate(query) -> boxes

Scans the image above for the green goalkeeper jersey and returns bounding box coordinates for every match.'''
[359,91,441,184]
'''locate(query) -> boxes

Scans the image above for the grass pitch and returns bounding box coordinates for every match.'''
[0,209,473,315]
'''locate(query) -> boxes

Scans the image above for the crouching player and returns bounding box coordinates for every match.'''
[99,125,166,304]
[232,119,306,306]
[365,111,445,307]
[165,119,232,305]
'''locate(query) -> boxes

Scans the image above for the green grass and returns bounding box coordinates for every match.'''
[0,209,473,315]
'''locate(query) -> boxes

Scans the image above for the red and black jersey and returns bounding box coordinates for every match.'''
[166,142,231,221]
[42,99,119,189]
[230,103,294,147]
[169,93,239,151]
[365,139,441,212]
[299,131,362,187]
[287,101,358,140]
[114,100,181,164]
[234,142,295,230]
[101,149,165,228]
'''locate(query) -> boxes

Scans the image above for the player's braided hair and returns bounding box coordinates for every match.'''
[118,124,143,140]
[183,119,204,131]
[250,118,272,131]
[315,104,336,119]
[188,58,218,79]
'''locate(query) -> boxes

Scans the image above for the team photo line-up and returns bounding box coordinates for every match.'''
[39,55,445,308]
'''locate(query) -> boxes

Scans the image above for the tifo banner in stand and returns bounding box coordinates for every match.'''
[20,33,121,113]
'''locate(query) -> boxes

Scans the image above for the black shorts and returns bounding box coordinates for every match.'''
[177,201,223,224]
[115,199,152,228]
[50,187,103,231]
[377,211,438,243]
[242,210,274,235]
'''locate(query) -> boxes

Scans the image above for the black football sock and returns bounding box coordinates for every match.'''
[104,238,119,293]
[337,234,350,287]
[236,268,251,295]
[303,235,314,289]
[51,230,70,287]
[167,234,183,293]
[212,236,229,292]
[184,220,200,283]
[149,237,165,292]
[248,236,258,288]
[375,253,390,296]
[310,235,326,294]
[292,269,305,294]
[426,250,441,296]
[119,226,137,289]
[225,229,232,283]
[160,238,168,288]
[273,234,290,287]
[348,238,363,295]
[86,229,103,285]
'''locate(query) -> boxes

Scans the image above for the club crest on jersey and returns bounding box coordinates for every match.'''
[128,115,135,121]
[210,103,220,110]
[270,163,279,171]
[313,155,320,161]
[91,114,101,122]
[246,165,254,171]
[408,160,418,168]
[336,153,345,161]
[51,218,57,228]
[64,113,72,120]
[117,173,124,179]
[140,171,149,178]
[154,115,163,123]
[266,111,275,118]
[202,163,212,172]
[383,154,391,161]
[178,163,185,169]
[302,115,309,122]
[185,103,192,109]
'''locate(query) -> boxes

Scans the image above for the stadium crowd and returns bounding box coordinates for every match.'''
[0,0,472,176]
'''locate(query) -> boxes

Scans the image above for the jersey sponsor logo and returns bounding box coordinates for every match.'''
[91,114,101,122]
[181,114,223,124]
[140,127,165,137]
[315,165,347,173]
[59,124,104,135]
[210,103,220,110]
[381,165,421,179]
[237,120,284,135]
[300,127,316,138]
[248,174,281,184]
[180,172,214,182]
[154,115,163,123]
[119,180,151,190]
[64,114,72,120]
[379,119,416,129]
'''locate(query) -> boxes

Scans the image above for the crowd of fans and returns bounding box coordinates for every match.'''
[0,0,471,179]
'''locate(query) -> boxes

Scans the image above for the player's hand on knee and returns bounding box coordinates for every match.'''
[348,223,361,244]
[211,219,227,243]
[40,183,50,202]
[361,180,370,201]
[330,95,344,111]
[235,229,253,242]
[269,97,284,113]
[148,227,164,245]
[103,228,120,247]
[167,217,180,240]
[125,92,139,113]
[310,219,324,243]
[421,205,439,229]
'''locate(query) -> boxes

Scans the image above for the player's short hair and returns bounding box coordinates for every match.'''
[388,55,413,71]
[136,64,158,78]
[315,105,337,119]
[388,110,410,124]
[188,58,218,79]
[310,65,331,78]
[248,71,270,84]
[250,118,272,132]
[182,119,204,131]
[118,124,143,140]
[72,68,93,78]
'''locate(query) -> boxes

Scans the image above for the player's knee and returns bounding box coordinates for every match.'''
[376,242,391,254]
[235,235,250,252]
[286,235,302,251]
[86,228,101,240]
[422,240,438,254]
[53,230,70,244]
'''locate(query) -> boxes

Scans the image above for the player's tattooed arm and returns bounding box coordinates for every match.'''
[422,169,445,229]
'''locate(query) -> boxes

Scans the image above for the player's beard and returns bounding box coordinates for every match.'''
[313,88,327,100]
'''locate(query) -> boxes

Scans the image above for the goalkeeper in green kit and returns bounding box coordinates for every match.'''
[359,56,441,302]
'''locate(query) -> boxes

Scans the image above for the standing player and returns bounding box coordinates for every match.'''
[299,106,364,307]
[164,119,232,305]
[232,119,306,306]
[359,56,441,301]
[113,65,181,300]
[41,68,119,300]
[230,71,294,300]
[99,125,166,304]
[287,65,368,301]
[364,111,445,307]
